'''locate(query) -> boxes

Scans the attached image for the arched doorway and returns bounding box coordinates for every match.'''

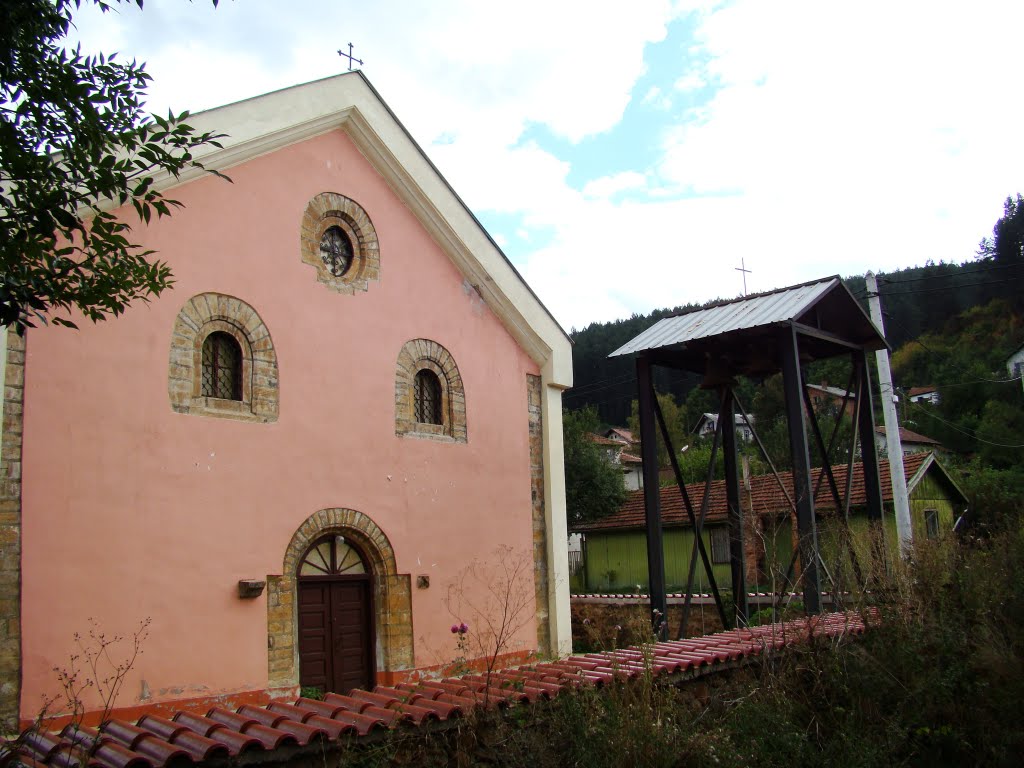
[296,534,375,695]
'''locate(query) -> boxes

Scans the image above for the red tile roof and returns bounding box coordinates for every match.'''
[874,425,940,445]
[907,386,937,397]
[620,453,643,465]
[13,613,869,768]
[587,433,622,447]
[575,453,933,533]
[605,427,635,443]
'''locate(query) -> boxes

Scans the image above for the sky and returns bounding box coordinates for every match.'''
[68,0,1024,332]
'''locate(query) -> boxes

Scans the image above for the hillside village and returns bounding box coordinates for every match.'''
[563,247,1024,597]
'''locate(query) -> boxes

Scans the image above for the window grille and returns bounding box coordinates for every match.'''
[414,369,443,425]
[299,535,367,576]
[202,332,242,400]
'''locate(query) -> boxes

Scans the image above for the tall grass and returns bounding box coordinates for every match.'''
[338,527,1024,767]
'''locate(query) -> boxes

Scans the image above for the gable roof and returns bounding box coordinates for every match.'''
[574,452,967,533]
[128,72,572,387]
[875,425,941,445]
[604,427,635,443]
[608,277,885,375]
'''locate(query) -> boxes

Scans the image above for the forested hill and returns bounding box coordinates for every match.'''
[566,257,1023,426]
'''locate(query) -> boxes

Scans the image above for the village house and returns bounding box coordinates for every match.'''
[1007,343,1024,393]
[874,425,942,456]
[692,413,755,443]
[0,72,573,729]
[907,385,941,405]
[572,452,967,593]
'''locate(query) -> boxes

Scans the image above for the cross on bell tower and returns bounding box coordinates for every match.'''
[734,258,752,296]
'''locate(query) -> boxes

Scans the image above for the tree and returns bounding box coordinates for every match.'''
[0,0,226,331]
[562,406,627,525]
[978,194,1024,265]
[627,392,687,470]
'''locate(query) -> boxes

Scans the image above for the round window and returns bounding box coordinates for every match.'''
[319,226,353,277]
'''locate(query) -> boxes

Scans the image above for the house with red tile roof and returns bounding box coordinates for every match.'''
[0,72,573,730]
[874,425,942,456]
[907,385,941,405]
[572,452,967,593]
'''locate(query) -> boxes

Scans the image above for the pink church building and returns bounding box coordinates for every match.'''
[0,72,573,728]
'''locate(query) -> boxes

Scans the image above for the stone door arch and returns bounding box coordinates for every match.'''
[267,509,412,692]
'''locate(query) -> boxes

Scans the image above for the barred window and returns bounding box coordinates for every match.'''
[202,332,242,400]
[414,369,443,425]
[710,527,730,565]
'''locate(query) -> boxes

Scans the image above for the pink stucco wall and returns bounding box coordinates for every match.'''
[18,130,541,717]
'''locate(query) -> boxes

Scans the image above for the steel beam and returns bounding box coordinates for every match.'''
[719,386,748,624]
[780,325,821,614]
[636,355,668,639]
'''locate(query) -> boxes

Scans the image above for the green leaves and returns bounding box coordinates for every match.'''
[0,0,227,330]
[563,406,628,524]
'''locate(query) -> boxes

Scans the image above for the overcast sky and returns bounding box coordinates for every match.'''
[68,0,1024,331]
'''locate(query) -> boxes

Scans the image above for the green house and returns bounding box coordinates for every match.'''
[572,452,967,593]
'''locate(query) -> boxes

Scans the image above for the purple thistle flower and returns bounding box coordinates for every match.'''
[459,622,469,634]
[451,624,459,634]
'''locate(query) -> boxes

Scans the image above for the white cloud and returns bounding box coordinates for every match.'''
[62,0,1024,331]
[582,172,649,200]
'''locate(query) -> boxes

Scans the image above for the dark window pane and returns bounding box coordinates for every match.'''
[202,332,242,400]
[319,226,353,277]
[414,370,442,425]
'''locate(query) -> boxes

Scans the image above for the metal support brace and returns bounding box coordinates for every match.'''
[780,325,821,614]
[720,386,748,624]
[636,356,668,639]
[652,396,729,635]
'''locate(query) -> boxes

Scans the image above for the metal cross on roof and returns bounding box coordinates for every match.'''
[338,42,363,71]
[735,258,752,296]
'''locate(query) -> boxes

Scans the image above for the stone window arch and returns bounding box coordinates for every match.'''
[395,339,467,442]
[300,192,380,294]
[267,508,413,691]
[168,293,279,422]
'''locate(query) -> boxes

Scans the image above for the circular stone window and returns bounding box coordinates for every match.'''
[319,226,353,277]
[300,192,380,295]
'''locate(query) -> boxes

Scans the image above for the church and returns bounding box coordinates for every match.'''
[0,72,573,728]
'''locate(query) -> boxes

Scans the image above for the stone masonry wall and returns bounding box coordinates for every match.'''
[0,330,25,730]
[527,375,550,657]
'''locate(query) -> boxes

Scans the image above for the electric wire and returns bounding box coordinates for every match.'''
[907,400,1024,448]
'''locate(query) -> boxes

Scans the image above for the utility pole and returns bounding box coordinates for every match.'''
[865,272,913,555]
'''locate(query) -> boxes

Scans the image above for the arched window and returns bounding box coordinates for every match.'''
[201,331,242,400]
[168,293,279,422]
[414,369,442,425]
[299,534,368,576]
[394,339,467,443]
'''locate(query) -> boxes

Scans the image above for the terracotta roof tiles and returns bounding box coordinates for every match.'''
[575,453,931,533]
[12,612,870,768]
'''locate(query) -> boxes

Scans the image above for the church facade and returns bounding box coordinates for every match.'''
[0,72,572,727]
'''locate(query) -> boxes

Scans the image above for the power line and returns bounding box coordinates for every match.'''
[877,261,1019,284]
[880,278,1019,296]
[883,310,1020,385]
[908,400,1024,448]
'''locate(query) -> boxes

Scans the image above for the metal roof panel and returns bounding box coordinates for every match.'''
[609,278,839,357]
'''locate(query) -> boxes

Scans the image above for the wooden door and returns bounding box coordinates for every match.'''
[296,534,375,695]
[298,578,373,694]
